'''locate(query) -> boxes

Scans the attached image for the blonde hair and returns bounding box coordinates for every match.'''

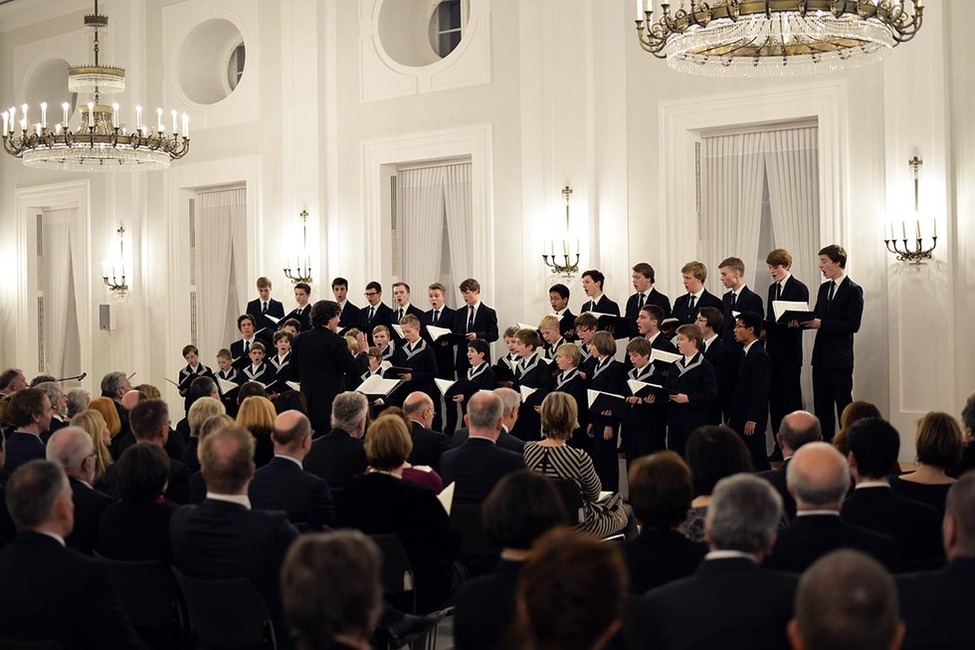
[237,396,276,437]
[540,392,579,441]
[538,315,560,332]
[134,384,162,400]
[88,397,122,438]
[188,398,227,438]
[70,410,113,483]
[197,414,235,464]
[364,414,413,471]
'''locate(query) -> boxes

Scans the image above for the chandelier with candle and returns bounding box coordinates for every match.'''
[634,0,924,77]
[1,0,189,172]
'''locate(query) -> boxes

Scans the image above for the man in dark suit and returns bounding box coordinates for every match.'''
[441,392,525,504]
[842,417,944,570]
[626,474,797,650]
[757,410,822,522]
[170,424,301,646]
[305,391,369,490]
[453,278,499,373]
[729,312,772,471]
[548,283,577,339]
[697,307,738,425]
[764,249,810,440]
[46,427,113,555]
[403,392,450,473]
[100,371,134,454]
[283,282,312,331]
[0,460,144,649]
[449,387,526,453]
[390,282,425,343]
[229,313,271,365]
[0,387,52,482]
[250,410,335,531]
[718,257,765,346]
[896,473,975,649]
[625,263,671,338]
[579,269,621,316]
[790,550,905,650]
[356,281,394,345]
[423,282,457,433]
[35,381,69,443]
[331,277,361,329]
[246,276,286,332]
[765,442,897,573]
[0,367,27,398]
[672,260,723,326]
[803,244,864,440]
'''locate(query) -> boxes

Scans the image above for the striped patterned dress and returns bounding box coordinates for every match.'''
[523,441,627,538]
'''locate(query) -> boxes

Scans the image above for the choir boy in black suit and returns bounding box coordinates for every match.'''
[666,324,718,456]
[718,257,765,346]
[622,337,667,463]
[587,331,626,491]
[695,307,738,425]
[802,244,864,440]
[509,328,553,441]
[230,314,268,363]
[636,304,678,354]
[332,277,361,330]
[450,340,496,416]
[423,283,457,433]
[579,269,621,316]
[548,283,576,339]
[178,344,216,412]
[573,313,599,379]
[537,314,565,366]
[241,342,274,386]
[552,343,590,455]
[356,281,394,345]
[284,282,312,331]
[372,325,396,363]
[493,326,520,388]
[391,314,439,410]
[268,331,293,383]
[453,277,500,373]
[390,282,424,344]
[246,276,286,332]
[728,312,771,471]
[626,262,672,339]
[672,261,723,326]
[215,348,241,417]
[764,249,810,448]
[355,347,388,417]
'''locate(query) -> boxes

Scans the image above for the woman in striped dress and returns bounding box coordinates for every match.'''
[523,392,627,538]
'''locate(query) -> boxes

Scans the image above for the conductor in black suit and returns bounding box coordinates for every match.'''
[246,276,286,332]
[764,249,810,436]
[249,410,335,531]
[672,261,723,326]
[45,427,113,555]
[304,391,369,490]
[729,312,772,471]
[453,278,500,373]
[403,392,450,473]
[0,460,144,649]
[332,277,361,329]
[292,300,362,434]
[440,391,526,505]
[717,257,764,346]
[625,263,671,338]
[803,244,864,440]
[579,269,621,316]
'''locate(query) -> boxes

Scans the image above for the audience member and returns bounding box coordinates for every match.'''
[70,409,114,485]
[180,396,226,473]
[950,390,975,477]
[0,434,14,546]
[624,451,707,594]
[832,400,883,457]
[187,413,236,503]
[65,388,92,418]
[34,381,68,441]
[96,442,177,562]
[133,384,162,400]
[378,405,445,493]
[100,370,134,447]
[789,550,903,650]
[46,427,113,555]
[0,387,53,482]
[890,411,963,517]
[249,410,334,530]
[174,376,219,443]
[757,410,822,521]
[304,391,369,490]
[403,392,450,472]
[0,368,27,397]
[627,474,796,650]
[449,387,526,453]
[0,460,143,648]
[237,395,277,468]
[765,442,897,572]
[88,395,122,447]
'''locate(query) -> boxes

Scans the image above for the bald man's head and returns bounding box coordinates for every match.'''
[402,392,434,428]
[120,389,144,412]
[786,442,850,510]
[779,410,822,456]
[466,391,504,438]
[200,425,255,495]
[273,410,312,455]
[46,426,95,482]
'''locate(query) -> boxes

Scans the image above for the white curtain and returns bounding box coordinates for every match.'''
[700,133,766,282]
[443,162,473,306]
[196,188,247,357]
[41,208,83,377]
[398,166,446,293]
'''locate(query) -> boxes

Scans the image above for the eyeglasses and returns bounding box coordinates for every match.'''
[364,292,378,297]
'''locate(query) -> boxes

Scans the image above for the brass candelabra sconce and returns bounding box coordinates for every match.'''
[101,225,128,296]
[884,156,937,265]
[284,209,313,284]
[542,185,580,277]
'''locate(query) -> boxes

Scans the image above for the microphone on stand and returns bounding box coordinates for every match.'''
[54,372,87,382]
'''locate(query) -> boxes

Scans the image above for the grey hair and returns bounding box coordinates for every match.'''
[33,382,65,415]
[467,391,504,430]
[706,474,783,553]
[5,460,70,529]
[46,426,95,472]
[331,391,369,433]
[100,371,128,398]
[493,387,521,418]
[66,389,91,418]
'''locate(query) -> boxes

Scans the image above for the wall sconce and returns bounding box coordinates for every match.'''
[884,156,938,265]
[542,185,580,277]
[283,209,313,284]
[101,225,128,296]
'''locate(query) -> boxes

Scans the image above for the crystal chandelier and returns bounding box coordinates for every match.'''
[1,0,189,171]
[635,0,924,77]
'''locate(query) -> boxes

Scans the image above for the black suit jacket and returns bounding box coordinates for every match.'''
[453,559,523,650]
[304,427,368,490]
[409,421,450,472]
[66,477,113,555]
[0,531,144,649]
[389,304,424,340]
[811,276,864,369]
[720,286,764,345]
[0,431,46,482]
[422,306,457,378]
[291,326,361,431]
[283,304,311,331]
[765,275,810,367]
[757,459,796,521]
[96,500,178,563]
[246,297,285,332]
[765,513,898,573]
[672,289,723,326]
[625,557,798,650]
[440,438,526,504]
[249,456,335,530]
[703,336,739,425]
[338,301,361,329]
[453,303,500,369]
[665,355,718,435]
[841,485,944,570]
[556,308,577,339]
[356,302,394,344]
[729,343,771,436]
[622,528,706,595]
[896,557,975,650]
[625,289,671,339]
[580,294,621,316]
[101,453,191,505]
[449,426,525,453]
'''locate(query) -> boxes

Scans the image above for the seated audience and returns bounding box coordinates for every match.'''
[46,427,113,555]
[0,387,52,482]
[336,414,459,613]
[403,392,450,473]
[0,460,143,649]
[70,408,114,485]
[378,406,444,493]
[249,410,335,531]
[187,413,236,503]
[87,395,123,447]
[831,400,883,457]
[523,392,627,538]
[237,395,277,468]
[765,442,897,572]
[35,381,68,441]
[896,472,975,649]
[304,391,369,490]
[624,451,707,594]
[281,531,383,650]
[950,390,975,477]
[453,471,568,650]
[890,411,963,517]
[518,527,627,650]
[627,474,797,650]
[174,376,219,444]
[842,417,944,570]
[133,384,162,400]
[65,388,92,418]
[678,425,753,543]
[180,396,227,473]
[449,387,526,453]
[757,410,822,522]
[789,550,904,650]
[0,435,14,546]
[96,443,177,562]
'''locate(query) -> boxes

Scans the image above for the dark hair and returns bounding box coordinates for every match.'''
[281,318,303,332]
[275,391,308,416]
[130,399,169,442]
[310,300,343,328]
[331,277,349,289]
[188,377,218,408]
[237,314,256,330]
[467,339,491,362]
[847,418,900,479]
[273,330,294,344]
[697,306,723,332]
[514,328,540,349]
[217,348,232,360]
[818,244,848,268]
[182,344,199,357]
[582,269,605,288]
[632,262,655,283]
[961,391,975,434]
[483,471,568,549]
[628,451,694,528]
[5,460,68,529]
[573,313,598,331]
[365,281,382,294]
[294,282,311,294]
[548,284,570,300]
[915,411,964,468]
[29,374,56,387]
[686,425,753,496]
[735,311,763,338]
[8,388,47,428]
[459,278,480,293]
[640,304,665,325]
[237,381,267,404]
[0,368,23,390]
[116,443,170,504]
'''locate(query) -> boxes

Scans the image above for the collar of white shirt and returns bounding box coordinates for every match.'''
[742,340,756,355]
[206,493,252,509]
[690,289,704,300]
[37,530,66,547]
[855,481,890,489]
[647,331,660,345]
[274,454,303,469]
[705,550,758,563]
[467,433,496,444]
[703,333,717,350]
[831,273,847,288]
[796,509,840,517]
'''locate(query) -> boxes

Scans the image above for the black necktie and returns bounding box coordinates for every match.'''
[433,310,439,325]
[775,283,782,301]
[467,306,475,331]
[827,280,836,303]
[397,308,404,321]
[638,293,646,309]
[262,302,267,314]
[731,292,738,309]
[244,340,250,354]
[368,306,375,322]
[688,295,697,318]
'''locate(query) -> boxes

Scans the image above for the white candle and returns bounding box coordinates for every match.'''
[112,103,119,128]
[901,221,906,239]
[19,117,26,132]
[1,111,7,135]
[171,109,177,134]
[34,123,40,136]
[933,219,937,238]
[101,261,110,278]
[21,104,27,124]
[40,102,47,128]
[181,113,189,138]
[87,102,94,127]
[136,105,143,130]
[141,126,148,137]
[636,0,643,20]
[916,220,921,240]
[575,238,580,254]
[55,124,61,135]
[62,102,69,126]
[156,108,163,132]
